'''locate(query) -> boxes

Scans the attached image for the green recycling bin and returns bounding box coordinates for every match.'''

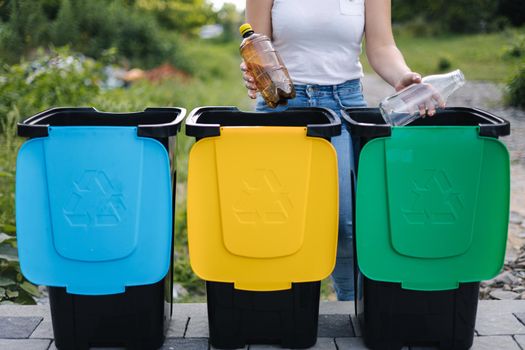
[342,107,511,350]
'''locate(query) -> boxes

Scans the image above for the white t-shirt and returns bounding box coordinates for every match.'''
[271,0,365,85]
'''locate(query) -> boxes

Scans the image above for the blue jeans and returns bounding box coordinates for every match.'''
[256,79,367,301]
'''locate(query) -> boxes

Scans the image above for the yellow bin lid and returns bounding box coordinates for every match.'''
[187,125,338,291]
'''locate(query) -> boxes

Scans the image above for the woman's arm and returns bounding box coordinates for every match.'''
[241,0,274,99]
[246,0,273,38]
[364,0,420,91]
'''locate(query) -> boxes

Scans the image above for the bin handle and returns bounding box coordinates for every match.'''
[17,107,186,138]
[137,107,187,138]
[340,108,392,138]
[185,106,342,139]
[341,107,510,138]
[452,107,511,138]
[185,106,238,138]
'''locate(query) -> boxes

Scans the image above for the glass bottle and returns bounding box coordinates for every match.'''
[379,69,466,126]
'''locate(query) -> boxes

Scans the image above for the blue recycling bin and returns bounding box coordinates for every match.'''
[16,107,185,349]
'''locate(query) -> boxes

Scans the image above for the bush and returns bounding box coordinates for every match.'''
[392,0,502,35]
[437,57,452,72]
[0,47,104,122]
[506,65,525,108]
[502,33,525,59]
[51,0,169,68]
[0,0,49,63]
[0,0,179,68]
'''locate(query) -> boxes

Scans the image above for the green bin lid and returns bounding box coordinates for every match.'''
[356,126,510,291]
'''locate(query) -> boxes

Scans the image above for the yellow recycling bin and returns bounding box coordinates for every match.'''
[186,106,341,348]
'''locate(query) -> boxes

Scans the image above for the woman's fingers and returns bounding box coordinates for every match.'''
[241,61,255,83]
[425,85,445,116]
[243,72,255,84]
[433,93,446,109]
[425,99,436,116]
[418,103,426,117]
[240,61,248,72]
[242,71,257,92]
[240,61,257,98]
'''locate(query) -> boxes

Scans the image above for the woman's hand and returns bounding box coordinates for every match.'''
[394,71,421,91]
[240,61,258,99]
[395,71,445,117]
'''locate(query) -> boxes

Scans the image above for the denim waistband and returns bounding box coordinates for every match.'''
[294,78,361,94]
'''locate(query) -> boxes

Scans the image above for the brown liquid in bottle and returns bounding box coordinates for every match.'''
[240,24,295,108]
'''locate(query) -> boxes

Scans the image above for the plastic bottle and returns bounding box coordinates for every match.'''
[239,23,296,108]
[379,69,466,126]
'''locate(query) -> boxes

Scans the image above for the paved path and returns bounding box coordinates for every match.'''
[2,301,525,349]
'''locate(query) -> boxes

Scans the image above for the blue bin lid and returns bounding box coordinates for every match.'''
[16,126,172,295]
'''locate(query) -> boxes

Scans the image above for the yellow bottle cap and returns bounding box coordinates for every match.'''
[239,23,253,36]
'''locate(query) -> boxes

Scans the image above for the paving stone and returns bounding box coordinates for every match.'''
[307,338,337,349]
[30,317,54,339]
[489,290,521,300]
[249,338,336,349]
[317,314,354,337]
[173,303,207,318]
[335,337,368,350]
[166,315,189,338]
[513,313,525,326]
[184,314,209,338]
[167,303,208,338]
[0,305,49,317]
[476,312,525,335]
[0,338,51,350]
[319,301,354,314]
[471,335,521,350]
[0,316,43,338]
[161,337,209,350]
[514,335,525,348]
[335,337,410,350]
[477,300,525,314]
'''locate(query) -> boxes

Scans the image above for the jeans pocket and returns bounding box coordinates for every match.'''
[336,91,367,109]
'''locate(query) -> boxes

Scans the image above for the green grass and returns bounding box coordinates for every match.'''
[361,30,525,82]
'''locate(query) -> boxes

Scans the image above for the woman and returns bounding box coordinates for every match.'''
[241,0,433,301]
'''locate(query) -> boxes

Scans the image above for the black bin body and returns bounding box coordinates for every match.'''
[342,107,510,350]
[186,106,341,349]
[207,281,321,349]
[18,107,185,350]
[48,281,170,350]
